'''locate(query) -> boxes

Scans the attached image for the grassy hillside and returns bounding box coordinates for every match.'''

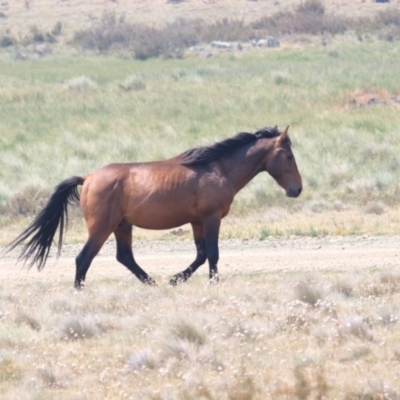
[0,0,399,241]
[0,39,399,240]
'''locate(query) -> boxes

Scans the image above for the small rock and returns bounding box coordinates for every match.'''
[200,51,213,59]
[257,39,267,47]
[34,43,51,56]
[14,50,28,61]
[189,45,204,52]
[211,41,232,49]
[267,36,280,48]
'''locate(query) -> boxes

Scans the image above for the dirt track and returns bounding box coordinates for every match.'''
[1,235,399,286]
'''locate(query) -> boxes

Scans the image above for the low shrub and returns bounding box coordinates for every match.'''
[0,34,15,47]
[23,26,57,45]
[203,18,255,42]
[73,13,200,59]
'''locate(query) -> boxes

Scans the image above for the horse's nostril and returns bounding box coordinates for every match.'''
[298,187,302,195]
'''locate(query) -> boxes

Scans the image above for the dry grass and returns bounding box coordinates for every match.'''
[1,260,400,399]
[1,0,394,38]
[1,206,400,246]
[0,0,398,54]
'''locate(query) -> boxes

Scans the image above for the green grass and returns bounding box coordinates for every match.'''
[0,40,400,230]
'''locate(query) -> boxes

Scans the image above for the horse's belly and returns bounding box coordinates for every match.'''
[125,200,196,230]
[127,212,193,230]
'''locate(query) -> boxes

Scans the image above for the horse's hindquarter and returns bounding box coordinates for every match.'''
[125,162,233,230]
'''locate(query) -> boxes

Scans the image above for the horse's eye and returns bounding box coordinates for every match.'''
[287,154,293,160]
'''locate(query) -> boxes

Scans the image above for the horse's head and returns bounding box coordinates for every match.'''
[266,126,302,198]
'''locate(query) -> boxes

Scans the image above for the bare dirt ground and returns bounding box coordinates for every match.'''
[2,235,398,286]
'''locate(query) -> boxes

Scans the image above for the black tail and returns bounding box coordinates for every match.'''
[8,176,84,270]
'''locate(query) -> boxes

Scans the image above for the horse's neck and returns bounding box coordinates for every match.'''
[221,140,274,194]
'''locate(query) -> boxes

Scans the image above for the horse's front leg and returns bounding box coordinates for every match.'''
[203,213,221,283]
[169,222,206,285]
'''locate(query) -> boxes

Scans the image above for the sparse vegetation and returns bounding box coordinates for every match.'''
[69,5,400,58]
[0,1,400,58]
[0,262,399,398]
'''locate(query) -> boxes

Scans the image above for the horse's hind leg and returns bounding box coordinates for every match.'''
[75,235,108,289]
[114,219,156,285]
[75,211,121,289]
[169,222,206,285]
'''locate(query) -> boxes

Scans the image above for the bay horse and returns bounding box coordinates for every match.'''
[9,126,302,288]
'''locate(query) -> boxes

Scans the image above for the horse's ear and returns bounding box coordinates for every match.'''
[279,126,289,142]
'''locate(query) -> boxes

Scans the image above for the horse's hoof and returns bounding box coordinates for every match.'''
[169,278,178,286]
[146,278,157,286]
[74,281,85,290]
[169,275,181,286]
[208,275,219,285]
[169,274,186,286]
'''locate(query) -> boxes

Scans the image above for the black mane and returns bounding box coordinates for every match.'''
[179,126,280,166]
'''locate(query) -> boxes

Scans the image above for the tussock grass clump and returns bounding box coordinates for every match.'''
[117,75,146,92]
[339,315,374,341]
[227,372,258,400]
[274,364,331,399]
[36,365,59,388]
[159,336,192,361]
[272,71,292,86]
[340,344,371,362]
[303,200,333,214]
[167,316,207,346]
[14,313,41,331]
[346,382,400,400]
[60,316,99,340]
[380,272,400,283]
[0,359,23,383]
[294,277,325,306]
[0,325,34,349]
[332,279,353,298]
[365,201,386,215]
[49,295,79,314]
[377,305,398,326]
[355,274,400,298]
[128,349,158,372]
[64,76,97,92]
[329,165,352,187]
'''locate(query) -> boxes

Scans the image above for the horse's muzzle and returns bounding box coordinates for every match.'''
[286,185,302,198]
